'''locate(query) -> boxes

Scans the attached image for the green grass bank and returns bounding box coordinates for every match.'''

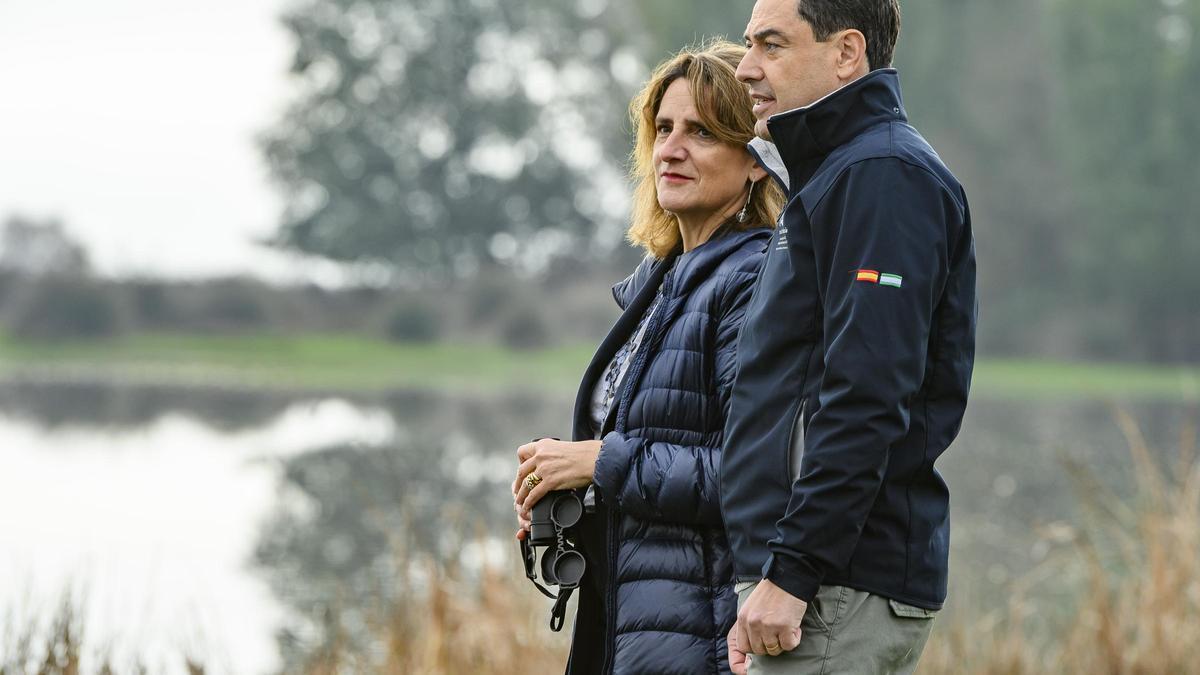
[1,332,1197,400]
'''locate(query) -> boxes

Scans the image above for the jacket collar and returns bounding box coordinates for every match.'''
[612,225,771,309]
[748,68,907,194]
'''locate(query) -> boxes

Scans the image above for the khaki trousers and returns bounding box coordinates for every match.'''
[735,581,937,675]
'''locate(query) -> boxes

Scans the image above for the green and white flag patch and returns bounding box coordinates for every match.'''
[878,273,903,288]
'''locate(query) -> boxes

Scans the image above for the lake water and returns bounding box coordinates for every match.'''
[0,379,1193,673]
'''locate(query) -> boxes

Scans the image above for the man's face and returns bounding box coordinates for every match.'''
[737,0,844,140]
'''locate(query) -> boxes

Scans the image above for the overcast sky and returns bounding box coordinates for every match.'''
[0,0,324,281]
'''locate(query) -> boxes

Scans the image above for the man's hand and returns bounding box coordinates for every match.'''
[735,579,805,658]
[727,622,751,675]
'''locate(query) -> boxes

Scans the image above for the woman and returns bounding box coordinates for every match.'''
[512,41,784,674]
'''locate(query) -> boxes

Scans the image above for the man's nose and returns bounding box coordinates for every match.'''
[736,51,760,83]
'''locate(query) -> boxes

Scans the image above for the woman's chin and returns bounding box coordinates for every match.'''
[657,199,701,216]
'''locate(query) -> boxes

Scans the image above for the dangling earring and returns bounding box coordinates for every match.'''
[736,180,756,223]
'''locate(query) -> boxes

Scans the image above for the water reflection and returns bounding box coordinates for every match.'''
[0,380,1194,671]
[254,388,571,671]
[0,379,297,432]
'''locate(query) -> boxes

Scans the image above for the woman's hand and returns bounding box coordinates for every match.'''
[512,438,602,515]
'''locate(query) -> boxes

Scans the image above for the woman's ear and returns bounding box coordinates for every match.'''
[749,163,769,184]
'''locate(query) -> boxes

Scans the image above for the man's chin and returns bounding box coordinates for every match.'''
[754,119,773,142]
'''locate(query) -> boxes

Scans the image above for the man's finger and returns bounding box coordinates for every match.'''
[780,626,802,652]
[748,612,778,656]
[728,624,749,675]
[737,617,754,661]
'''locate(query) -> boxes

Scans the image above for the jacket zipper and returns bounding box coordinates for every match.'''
[601,267,675,674]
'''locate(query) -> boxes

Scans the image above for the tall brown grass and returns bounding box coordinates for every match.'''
[295,556,569,674]
[921,408,1200,673]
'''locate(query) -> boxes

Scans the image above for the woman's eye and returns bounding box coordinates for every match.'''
[696,127,713,139]
[656,125,671,135]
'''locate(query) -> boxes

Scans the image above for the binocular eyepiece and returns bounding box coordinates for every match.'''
[521,488,588,631]
[529,490,585,587]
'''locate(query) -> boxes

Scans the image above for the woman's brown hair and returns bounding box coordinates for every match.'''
[627,40,784,259]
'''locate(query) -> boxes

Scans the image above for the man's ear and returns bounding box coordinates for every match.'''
[833,29,869,81]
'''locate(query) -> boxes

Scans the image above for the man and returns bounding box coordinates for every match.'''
[720,0,977,672]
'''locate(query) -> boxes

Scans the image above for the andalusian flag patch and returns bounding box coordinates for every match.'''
[854,269,903,288]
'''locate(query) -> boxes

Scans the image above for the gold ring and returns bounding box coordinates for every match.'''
[765,642,782,654]
[525,473,542,490]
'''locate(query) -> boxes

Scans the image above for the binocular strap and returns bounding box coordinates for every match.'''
[520,535,579,632]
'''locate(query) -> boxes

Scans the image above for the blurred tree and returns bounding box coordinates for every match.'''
[1051,0,1200,361]
[5,277,119,340]
[383,299,442,342]
[0,215,91,278]
[634,0,750,61]
[896,0,1075,357]
[262,0,645,278]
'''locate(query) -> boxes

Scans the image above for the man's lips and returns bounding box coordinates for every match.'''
[751,95,776,117]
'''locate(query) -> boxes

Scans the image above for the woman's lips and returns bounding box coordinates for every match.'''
[661,173,693,183]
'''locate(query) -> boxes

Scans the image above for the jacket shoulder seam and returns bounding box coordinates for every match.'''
[806,153,961,219]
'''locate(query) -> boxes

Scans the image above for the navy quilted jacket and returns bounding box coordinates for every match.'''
[565,226,770,675]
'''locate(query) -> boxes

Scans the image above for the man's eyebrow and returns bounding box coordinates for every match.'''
[745,28,787,43]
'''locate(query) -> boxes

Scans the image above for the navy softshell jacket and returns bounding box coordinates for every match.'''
[566,227,769,675]
[721,69,977,610]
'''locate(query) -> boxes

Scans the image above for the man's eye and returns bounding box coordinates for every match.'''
[765,42,780,53]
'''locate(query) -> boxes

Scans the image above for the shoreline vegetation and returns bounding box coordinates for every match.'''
[0,332,1198,400]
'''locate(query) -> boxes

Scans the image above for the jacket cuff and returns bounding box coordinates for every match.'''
[762,553,822,603]
[592,431,636,506]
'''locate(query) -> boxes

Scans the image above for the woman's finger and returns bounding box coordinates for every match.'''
[517,442,536,461]
[515,455,539,483]
[524,479,554,510]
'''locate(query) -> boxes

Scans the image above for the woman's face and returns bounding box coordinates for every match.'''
[652,78,756,220]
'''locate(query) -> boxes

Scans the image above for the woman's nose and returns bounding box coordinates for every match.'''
[658,131,688,162]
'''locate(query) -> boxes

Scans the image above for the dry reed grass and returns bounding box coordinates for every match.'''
[921,408,1200,673]
[296,556,569,674]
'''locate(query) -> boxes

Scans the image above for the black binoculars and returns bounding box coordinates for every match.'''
[521,489,587,631]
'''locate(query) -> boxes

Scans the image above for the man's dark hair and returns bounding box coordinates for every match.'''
[796,0,901,71]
